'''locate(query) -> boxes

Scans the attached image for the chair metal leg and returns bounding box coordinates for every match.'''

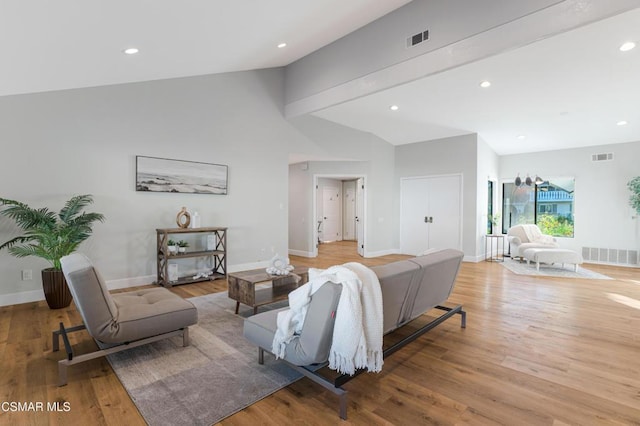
[183,327,190,347]
[58,362,68,387]
[258,348,264,365]
[339,392,348,420]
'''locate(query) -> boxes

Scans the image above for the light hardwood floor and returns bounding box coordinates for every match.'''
[1,241,639,425]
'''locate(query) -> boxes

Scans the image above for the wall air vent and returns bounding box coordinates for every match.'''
[407,30,429,48]
[582,247,639,266]
[591,152,613,162]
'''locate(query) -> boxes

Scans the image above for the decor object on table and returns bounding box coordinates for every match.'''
[488,213,501,231]
[176,207,191,228]
[0,194,105,309]
[167,239,177,254]
[628,176,640,216]
[56,253,197,385]
[191,211,201,228]
[266,254,294,275]
[168,264,179,282]
[177,240,189,253]
[507,224,559,260]
[136,155,228,194]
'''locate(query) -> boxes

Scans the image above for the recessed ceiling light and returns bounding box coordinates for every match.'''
[389,105,399,111]
[619,41,636,52]
[517,135,526,140]
[617,120,628,126]
[123,48,139,55]
[277,43,287,49]
[479,81,491,88]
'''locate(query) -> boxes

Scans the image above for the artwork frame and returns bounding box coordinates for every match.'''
[136,155,228,195]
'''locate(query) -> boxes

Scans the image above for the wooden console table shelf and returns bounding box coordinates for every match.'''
[156,227,227,287]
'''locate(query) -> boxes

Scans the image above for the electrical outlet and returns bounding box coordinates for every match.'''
[21,269,33,281]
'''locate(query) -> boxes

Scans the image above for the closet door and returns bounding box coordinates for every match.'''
[426,175,462,250]
[400,175,462,255]
[400,178,430,255]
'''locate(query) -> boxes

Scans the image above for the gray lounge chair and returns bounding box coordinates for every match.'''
[243,248,466,419]
[54,253,198,386]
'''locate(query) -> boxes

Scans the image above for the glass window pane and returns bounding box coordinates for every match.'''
[502,182,535,233]
[536,178,574,237]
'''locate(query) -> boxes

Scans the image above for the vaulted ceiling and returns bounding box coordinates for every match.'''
[1,1,638,155]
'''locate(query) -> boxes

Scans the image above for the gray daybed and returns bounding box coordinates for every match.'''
[243,248,466,419]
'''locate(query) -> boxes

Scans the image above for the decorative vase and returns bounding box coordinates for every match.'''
[176,207,191,229]
[168,245,177,254]
[191,211,201,228]
[178,247,186,253]
[168,264,179,282]
[42,268,73,309]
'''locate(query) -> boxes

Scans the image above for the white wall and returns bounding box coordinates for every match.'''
[499,140,640,255]
[394,134,479,259]
[285,0,562,104]
[0,69,315,304]
[288,116,396,257]
[477,136,501,259]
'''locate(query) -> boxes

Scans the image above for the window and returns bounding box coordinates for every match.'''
[487,181,494,234]
[538,204,557,214]
[502,178,574,237]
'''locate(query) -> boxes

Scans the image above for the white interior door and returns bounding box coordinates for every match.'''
[400,175,462,255]
[322,187,341,242]
[356,178,364,256]
[427,175,462,250]
[343,181,356,241]
[400,178,430,255]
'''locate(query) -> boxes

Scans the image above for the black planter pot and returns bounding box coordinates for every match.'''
[41,268,72,309]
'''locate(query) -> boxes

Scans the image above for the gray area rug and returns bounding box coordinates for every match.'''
[107,292,298,426]
[501,257,612,279]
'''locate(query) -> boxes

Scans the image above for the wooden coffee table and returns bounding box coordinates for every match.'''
[227,267,309,314]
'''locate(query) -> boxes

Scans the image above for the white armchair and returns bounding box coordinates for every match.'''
[507,224,559,259]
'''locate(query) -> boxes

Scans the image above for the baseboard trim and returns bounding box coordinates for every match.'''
[0,289,45,307]
[228,261,270,273]
[106,274,157,290]
[288,249,315,258]
[364,248,401,258]
[464,255,484,263]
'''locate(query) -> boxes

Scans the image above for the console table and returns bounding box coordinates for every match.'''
[228,267,309,314]
[156,227,227,287]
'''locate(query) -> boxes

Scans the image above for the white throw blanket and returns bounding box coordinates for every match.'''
[271,262,383,375]
[522,224,556,245]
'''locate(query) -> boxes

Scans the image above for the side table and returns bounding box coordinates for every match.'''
[485,234,504,262]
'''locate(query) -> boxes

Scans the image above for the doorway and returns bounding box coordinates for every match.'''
[313,175,365,257]
[399,174,463,255]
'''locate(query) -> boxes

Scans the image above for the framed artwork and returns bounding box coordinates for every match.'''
[136,156,228,194]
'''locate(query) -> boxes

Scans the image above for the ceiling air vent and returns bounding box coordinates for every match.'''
[591,152,613,162]
[407,30,429,48]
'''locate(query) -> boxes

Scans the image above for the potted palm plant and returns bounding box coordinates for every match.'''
[0,194,105,309]
[629,176,640,216]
